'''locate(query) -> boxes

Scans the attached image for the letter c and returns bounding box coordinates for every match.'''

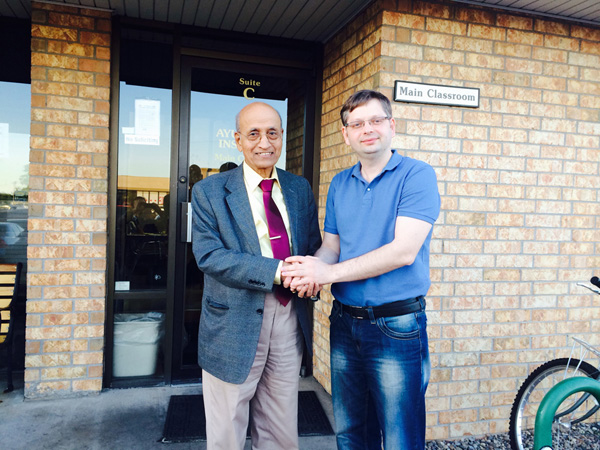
[243,87,255,99]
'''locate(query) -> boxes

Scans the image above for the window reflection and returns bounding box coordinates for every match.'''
[115,83,171,292]
[0,81,29,266]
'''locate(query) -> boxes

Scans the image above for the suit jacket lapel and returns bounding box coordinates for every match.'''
[278,169,300,255]
[225,166,262,255]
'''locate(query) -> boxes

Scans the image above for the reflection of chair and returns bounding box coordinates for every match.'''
[0,262,22,393]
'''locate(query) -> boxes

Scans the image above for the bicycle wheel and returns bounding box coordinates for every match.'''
[509,358,600,450]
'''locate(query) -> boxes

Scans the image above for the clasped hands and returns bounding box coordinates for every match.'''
[281,255,330,299]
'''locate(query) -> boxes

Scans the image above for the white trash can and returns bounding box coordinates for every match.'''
[113,312,164,377]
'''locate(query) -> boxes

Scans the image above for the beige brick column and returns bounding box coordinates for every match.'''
[26,1,111,398]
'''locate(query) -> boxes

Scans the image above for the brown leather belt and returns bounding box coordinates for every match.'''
[338,296,425,320]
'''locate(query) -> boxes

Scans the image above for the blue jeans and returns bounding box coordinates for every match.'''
[330,299,430,450]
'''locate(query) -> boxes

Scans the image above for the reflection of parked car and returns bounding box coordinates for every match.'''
[0,223,25,245]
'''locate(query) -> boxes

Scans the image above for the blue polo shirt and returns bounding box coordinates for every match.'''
[324,149,440,306]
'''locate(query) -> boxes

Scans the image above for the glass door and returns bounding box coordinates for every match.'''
[111,82,172,384]
[171,56,311,382]
[107,32,176,387]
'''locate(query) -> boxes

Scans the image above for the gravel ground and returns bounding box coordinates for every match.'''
[426,433,511,449]
[425,423,600,449]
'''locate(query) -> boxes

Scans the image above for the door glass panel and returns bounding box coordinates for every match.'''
[179,67,289,368]
[112,82,171,379]
[115,83,171,291]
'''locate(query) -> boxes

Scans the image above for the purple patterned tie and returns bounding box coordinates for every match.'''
[259,179,292,306]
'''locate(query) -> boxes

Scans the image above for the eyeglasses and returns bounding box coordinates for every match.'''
[239,130,282,142]
[345,116,390,130]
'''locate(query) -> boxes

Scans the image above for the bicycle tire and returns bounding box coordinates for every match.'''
[509,358,600,450]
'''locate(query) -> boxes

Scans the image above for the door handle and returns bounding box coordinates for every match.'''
[180,202,192,243]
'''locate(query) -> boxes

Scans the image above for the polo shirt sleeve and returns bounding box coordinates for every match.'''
[323,176,339,235]
[396,162,440,224]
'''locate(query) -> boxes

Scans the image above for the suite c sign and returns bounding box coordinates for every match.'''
[394,81,479,108]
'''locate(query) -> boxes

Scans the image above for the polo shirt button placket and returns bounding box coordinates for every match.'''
[363,185,373,207]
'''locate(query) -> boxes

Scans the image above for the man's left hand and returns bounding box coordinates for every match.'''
[282,255,332,290]
[282,260,322,298]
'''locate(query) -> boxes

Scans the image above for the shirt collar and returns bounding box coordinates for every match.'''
[351,149,402,180]
[382,149,402,172]
[242,162,280,189]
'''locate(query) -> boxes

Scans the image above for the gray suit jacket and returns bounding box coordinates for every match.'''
[191,164,322,384]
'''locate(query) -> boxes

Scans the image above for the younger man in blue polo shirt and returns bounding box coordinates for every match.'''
[283,90,440,449]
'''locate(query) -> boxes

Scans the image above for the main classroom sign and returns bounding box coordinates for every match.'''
[394,81,479,108]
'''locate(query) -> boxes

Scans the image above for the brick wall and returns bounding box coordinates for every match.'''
[316,0,600,439]
[26,1,111,398]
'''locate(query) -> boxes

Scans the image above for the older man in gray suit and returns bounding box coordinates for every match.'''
[191,102,322,450]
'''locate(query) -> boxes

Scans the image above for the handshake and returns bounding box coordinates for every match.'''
[280,255,330,299]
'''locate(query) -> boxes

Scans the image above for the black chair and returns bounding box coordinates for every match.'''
[0,262,22,393]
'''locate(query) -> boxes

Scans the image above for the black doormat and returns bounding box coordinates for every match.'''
[161,391,334,443]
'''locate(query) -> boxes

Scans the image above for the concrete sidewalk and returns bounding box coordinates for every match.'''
[0,374,337,450]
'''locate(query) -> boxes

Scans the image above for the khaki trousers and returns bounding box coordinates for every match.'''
[202,292,303,450]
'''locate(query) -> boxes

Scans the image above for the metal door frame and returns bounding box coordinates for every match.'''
[106,18,322,388]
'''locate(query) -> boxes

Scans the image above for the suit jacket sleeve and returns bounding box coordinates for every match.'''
[191,180,280,292]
